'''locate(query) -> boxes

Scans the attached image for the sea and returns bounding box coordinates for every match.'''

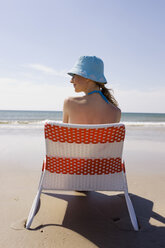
[0,110,165,146]
[0,110,164,127]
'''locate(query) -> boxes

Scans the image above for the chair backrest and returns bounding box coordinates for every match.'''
[44,121,125,176]
[26,121,139,231]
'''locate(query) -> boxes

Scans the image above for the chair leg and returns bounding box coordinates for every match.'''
[26,187,42,229]
[124,191,139,231]
[26,171,45,229]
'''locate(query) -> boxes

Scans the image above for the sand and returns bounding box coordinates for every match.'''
[0,126,165,248]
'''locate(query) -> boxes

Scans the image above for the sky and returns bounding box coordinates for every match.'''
[0,0,165,113]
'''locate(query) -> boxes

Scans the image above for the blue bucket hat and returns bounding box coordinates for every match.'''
[68,56,107,84]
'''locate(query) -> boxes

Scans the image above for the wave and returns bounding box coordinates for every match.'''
[123,121,165,127]
[0,120,165,127]
[0,120,46,125]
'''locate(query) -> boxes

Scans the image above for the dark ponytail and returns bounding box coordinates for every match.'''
[96,82,119,107]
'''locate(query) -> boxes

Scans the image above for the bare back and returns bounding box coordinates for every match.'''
[63,93,121,124]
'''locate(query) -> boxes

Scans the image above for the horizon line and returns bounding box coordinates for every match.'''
[0,109,165,115]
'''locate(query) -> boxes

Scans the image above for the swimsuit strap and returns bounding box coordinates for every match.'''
[87,90,109,104]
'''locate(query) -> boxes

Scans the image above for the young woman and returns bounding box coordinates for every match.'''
[63,56,121,124]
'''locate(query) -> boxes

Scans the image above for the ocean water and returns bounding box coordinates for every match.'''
[0,110,165,144]
[0,110,165,127]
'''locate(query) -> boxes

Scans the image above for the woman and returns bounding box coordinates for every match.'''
[63,56,121,124]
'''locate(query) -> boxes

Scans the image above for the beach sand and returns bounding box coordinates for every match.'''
[0,126,165,248]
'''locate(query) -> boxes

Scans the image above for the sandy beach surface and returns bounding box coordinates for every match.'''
[0,125,165,248]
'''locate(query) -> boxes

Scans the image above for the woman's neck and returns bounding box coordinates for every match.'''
[84,85,100,95]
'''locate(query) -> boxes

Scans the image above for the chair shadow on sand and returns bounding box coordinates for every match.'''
[29,191,165,248]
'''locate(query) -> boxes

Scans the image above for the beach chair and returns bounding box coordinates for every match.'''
[26,121,139,231]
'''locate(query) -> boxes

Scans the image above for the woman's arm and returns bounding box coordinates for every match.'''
[63,98,69,123]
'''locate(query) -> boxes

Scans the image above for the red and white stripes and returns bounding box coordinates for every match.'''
[44,122,125,176]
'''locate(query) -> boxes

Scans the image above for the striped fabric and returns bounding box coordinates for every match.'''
[26,121,139,231]
[45,123,125,143]
[43,122,125,177]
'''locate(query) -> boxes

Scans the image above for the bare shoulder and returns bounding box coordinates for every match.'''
[63,97,76,123]
[63,96,84,112]
[63,96,86,123]
[63,96,76,106]
[114,106,121,122]
[108,103,121,123]
[64,96,86,106]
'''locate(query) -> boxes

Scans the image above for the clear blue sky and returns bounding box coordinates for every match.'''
[0,0,165,112]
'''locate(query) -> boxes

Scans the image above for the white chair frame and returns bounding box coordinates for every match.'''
[26,121,139,231]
